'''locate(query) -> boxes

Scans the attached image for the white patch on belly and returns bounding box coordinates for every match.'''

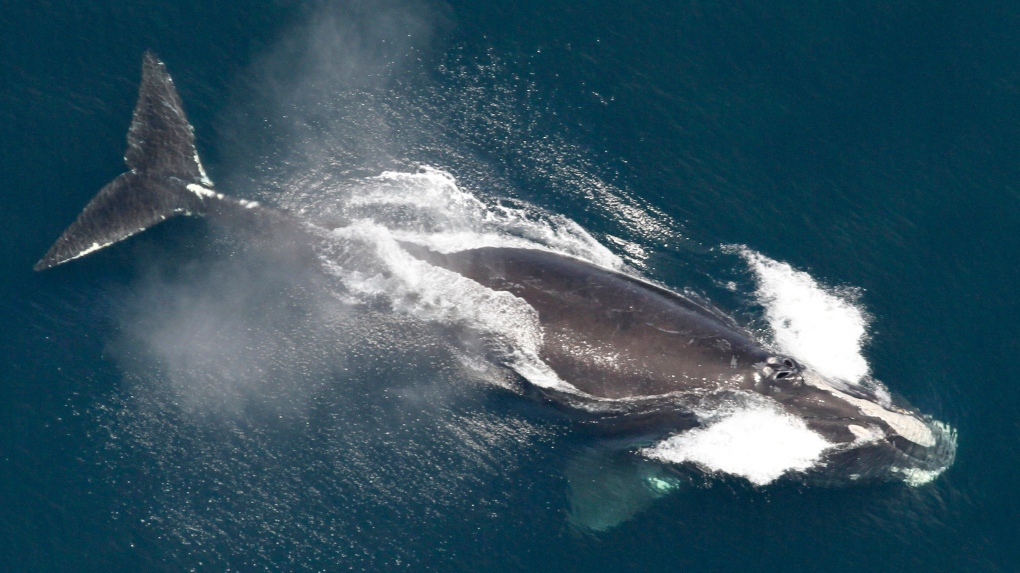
[847,424,885,443]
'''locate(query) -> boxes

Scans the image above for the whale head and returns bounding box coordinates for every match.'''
[758,358,957,486]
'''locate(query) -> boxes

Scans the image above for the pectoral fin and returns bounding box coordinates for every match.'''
[565,448,682,532]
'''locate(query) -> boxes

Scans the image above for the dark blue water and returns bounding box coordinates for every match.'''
[2,1,1017,571]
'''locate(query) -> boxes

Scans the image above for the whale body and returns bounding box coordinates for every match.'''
[37,53,956,528]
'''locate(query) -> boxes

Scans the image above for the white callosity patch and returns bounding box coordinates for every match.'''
[738,247,871,385]
[642,408,832,486]
[847,424,886,443]
[801,371,936,447]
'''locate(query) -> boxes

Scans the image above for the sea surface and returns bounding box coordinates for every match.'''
[2,1,1018,571]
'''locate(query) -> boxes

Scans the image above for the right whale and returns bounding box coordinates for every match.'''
[35,52,956,530]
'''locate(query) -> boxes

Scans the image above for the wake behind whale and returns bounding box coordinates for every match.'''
[37,53,956,530]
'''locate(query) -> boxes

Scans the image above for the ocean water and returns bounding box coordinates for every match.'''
[2,1,1017,571]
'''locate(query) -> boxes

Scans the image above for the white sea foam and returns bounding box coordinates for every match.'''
[318,168,612,393]
[642,409,832,485]
[738,247,871,385]
[349,167,624,270]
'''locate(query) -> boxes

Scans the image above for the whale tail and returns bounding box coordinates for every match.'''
[34,51,211,271]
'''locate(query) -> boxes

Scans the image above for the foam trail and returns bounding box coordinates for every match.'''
[738,247,871,385]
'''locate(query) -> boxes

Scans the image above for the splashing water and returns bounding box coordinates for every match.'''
[643,407,833,486]
[737,246,872,385]
[639,246,899,485]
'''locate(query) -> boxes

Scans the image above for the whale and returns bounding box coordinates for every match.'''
[37,53,955,529]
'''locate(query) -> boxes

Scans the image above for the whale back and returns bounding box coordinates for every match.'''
[406,246,772,399]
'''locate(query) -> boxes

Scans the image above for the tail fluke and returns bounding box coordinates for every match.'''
[34,52,211,271]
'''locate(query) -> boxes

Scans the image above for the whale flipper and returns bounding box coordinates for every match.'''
[565,449,683,532]
[34,52,209,271]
